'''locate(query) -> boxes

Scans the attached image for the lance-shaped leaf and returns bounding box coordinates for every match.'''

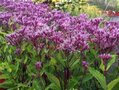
[89,67,107,90]
[108,77,119,90]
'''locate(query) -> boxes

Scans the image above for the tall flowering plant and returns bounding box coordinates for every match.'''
[0,0,119,90]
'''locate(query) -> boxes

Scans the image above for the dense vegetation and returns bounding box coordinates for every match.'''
[0,0,119,90]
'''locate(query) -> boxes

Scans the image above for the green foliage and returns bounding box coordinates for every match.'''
[100,55,116,71]
[53,0,88,16]
[108,77,119,90]
[89,67,107,90]
[0,31,119,89]
[46,73,61,90]
[0,1,118,89]
[107,55,116,70]
[33,0,102,17]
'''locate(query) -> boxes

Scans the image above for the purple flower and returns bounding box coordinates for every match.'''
[99,53,111,65]
[1,0,119,54]
[35,61,42,70]
[14,48,21,55]
[99,53,111,60]
[82,61,88,69]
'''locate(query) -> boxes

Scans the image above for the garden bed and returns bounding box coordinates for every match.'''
[0,0,119,90]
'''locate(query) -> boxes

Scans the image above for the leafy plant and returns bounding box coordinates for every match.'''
[0,0,119,90]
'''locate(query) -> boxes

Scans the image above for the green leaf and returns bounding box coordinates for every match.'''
[32,79,42,90]
[71,60,80,70]
[82,73,93,83]
[0,31,7,36]
[68,77,78,89]
[106,55,116,71]
[0,81,15,88]
[108,77,119,90]
[17,83,28,88]
[46,73,61,90]
[45,83,57,90]
[89,67,107,90]
[0,74,9,79]
[100,55,116,71]
[55,52,65,67]
[8,86,18,90]
[49,57,56,66]
[100,60,105,71]
[24,56,28,64]
[14,59,20,75]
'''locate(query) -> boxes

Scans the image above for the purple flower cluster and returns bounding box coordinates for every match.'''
[87,18,119,53]
[99,53,111,70]
[0,0,90,52]
[99,53,111,61]
[1,0,119,53]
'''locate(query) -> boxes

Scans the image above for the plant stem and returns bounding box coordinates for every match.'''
[104,65,107,76]
[64,67,70,90]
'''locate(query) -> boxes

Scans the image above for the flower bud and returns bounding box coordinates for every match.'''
[35,61,42,70]
[82,61,88,69]
[14,48,21,55]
